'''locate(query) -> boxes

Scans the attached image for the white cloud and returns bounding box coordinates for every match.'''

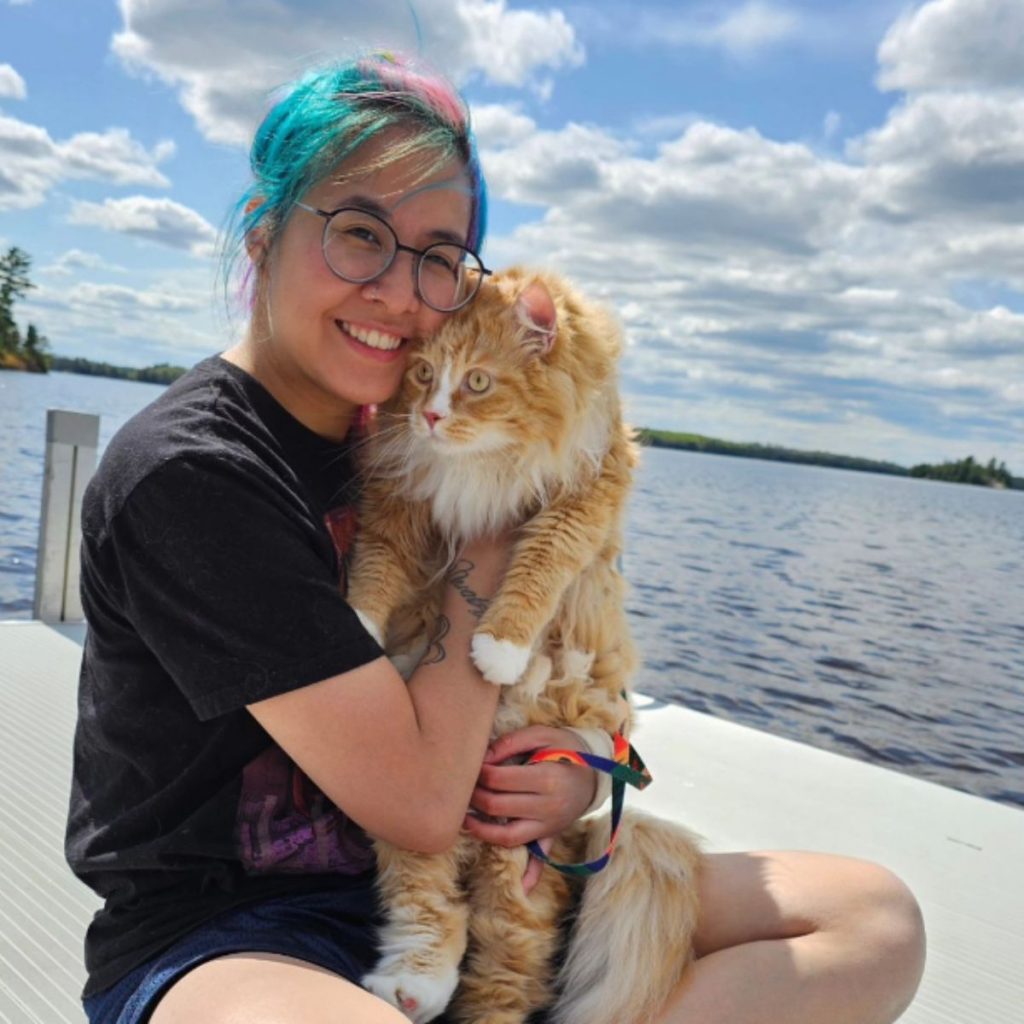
[476,74,1024,467]
[853,91,1024,220]
[707,0,802,56]
[0,63,27,100]
[469,104,538,150]
[64,131,176,186]
[40,249,126,276]
[0,113,173,210]
[486,120,858,254]
[64,281,204,313]
[878,0,1024,93]
[453,1,582,85]
[21,271,224,365]
[67,196,217,257]
[629,1,803,58]
[112,0,583,146]
[633,112,704,139]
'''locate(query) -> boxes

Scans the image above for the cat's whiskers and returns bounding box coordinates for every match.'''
[352,419,416,483]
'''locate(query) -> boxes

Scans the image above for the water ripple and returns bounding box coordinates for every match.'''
[626,447,1024,809]
[3,382,1024,810]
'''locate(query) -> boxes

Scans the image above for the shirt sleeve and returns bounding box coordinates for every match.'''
[103,455,383,721]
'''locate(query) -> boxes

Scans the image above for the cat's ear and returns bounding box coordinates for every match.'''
[515,280,557,356]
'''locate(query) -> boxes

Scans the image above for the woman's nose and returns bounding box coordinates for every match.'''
[362,252,420,313]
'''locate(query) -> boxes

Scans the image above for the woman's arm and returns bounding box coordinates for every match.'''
[248,536,507,854]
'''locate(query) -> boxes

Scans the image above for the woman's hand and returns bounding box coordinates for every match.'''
[463,725,597,890]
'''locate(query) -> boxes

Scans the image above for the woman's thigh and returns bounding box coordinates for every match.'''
[149,952,408,1024]
[692,849,923,957]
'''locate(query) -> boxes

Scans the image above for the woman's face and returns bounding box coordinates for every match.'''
[248,133,473,439]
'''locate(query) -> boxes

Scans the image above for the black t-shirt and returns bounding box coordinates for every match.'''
[65,356,384,997]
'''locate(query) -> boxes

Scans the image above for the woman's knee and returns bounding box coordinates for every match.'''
[824,859,926,1009]
[696,851,924,956]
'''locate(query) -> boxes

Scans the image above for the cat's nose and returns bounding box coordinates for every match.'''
[423,410,444,430]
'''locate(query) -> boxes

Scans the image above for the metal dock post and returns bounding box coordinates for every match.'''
[33,409,99,623]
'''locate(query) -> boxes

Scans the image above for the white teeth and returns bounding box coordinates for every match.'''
[341,321,403,351]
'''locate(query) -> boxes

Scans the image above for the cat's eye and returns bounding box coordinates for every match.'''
[413,362,434,384]
[465,370,491,394]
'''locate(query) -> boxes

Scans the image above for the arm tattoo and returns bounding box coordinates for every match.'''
[446,559,491,621]
[421,614,451,665]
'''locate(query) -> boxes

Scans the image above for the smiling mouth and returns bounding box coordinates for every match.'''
[339,320,405,351]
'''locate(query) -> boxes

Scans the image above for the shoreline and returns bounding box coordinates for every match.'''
[5,360,1022,489]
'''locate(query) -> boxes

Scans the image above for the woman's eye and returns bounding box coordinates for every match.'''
[413,362,434,384]
[341,225,383,249]
[465,370,491,393]
[422,246,460,275]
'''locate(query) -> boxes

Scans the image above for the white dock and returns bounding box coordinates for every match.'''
[2,618,1022,1022]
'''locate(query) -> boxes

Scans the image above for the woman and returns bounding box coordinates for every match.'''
[66,53,925,1024]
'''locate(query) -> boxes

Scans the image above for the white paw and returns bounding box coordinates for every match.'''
[471,632,532,686]
[354,608,385,647]
[363,965,459,1024]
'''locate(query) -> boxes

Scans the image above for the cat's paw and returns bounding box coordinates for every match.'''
[353,609,386,648]
[363,966,459,1024]
[471,632,532,686]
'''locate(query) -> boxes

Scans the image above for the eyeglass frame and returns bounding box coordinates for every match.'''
[293,201,491,313]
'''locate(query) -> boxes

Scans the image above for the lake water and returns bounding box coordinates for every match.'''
[3,370,1023,809]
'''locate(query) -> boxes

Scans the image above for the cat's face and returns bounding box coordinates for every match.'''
[392,273,563,457]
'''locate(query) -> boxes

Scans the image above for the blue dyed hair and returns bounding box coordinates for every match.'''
[223,52,488,307]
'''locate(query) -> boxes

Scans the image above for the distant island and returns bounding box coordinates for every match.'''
[637,428,908,476]
[48,356,187,386]
[12,356,1022,492]
[637,428,1023,490]
[909,456,1016,489]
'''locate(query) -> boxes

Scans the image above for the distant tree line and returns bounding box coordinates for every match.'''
[6,243,1020,493]
[0,247,51,373]
[636,428,908,477]
[50,356,187,385]
[910,456,1021,490]
[638,428,1021,490]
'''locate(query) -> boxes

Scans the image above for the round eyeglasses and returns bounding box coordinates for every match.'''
[294,202,490,313]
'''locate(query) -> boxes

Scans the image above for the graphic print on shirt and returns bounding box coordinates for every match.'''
[235,744,374,874]
[235,501,370,875]
[324,504,359,593]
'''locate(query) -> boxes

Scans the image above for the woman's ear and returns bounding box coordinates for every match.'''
[515,279,557,356]
[243,197,269,267]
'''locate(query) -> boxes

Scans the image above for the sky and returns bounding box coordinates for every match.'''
[1,0,1022,470]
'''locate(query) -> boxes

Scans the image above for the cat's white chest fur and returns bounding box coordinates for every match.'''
[407,453,541,540]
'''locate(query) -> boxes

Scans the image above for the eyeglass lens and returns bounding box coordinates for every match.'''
[322,209,483,312]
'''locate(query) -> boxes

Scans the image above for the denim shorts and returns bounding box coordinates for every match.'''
[82,884,385,1024]
[83,882,561,1024]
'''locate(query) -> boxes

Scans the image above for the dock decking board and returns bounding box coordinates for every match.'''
[2,619,1022,1022]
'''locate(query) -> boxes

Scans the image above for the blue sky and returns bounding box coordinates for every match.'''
[2,0,1022,470]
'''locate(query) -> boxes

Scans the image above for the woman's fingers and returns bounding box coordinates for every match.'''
[484,724,583,764]
[476,761,556,793]
[462,813,545,847]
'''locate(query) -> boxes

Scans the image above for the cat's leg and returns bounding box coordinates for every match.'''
[452,838,576,1024]
[347,487,436,646]
[471,444,631,686]
[363,835,475,1024]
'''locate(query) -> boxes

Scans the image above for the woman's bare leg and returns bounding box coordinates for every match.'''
[149,952,409,1024]
[657,851,926,1024]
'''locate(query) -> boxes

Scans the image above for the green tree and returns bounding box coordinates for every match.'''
[0,246,34,355]
[23,323,52,372]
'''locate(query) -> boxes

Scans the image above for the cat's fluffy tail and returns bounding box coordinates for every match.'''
[552,809,703,1024]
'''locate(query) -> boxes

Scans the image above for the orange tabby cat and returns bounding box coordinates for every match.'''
[347,267,701,1024]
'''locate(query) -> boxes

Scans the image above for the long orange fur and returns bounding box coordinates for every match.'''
[347,267,702,1024]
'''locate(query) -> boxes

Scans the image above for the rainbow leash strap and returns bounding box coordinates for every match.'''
[524,732,652,878]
